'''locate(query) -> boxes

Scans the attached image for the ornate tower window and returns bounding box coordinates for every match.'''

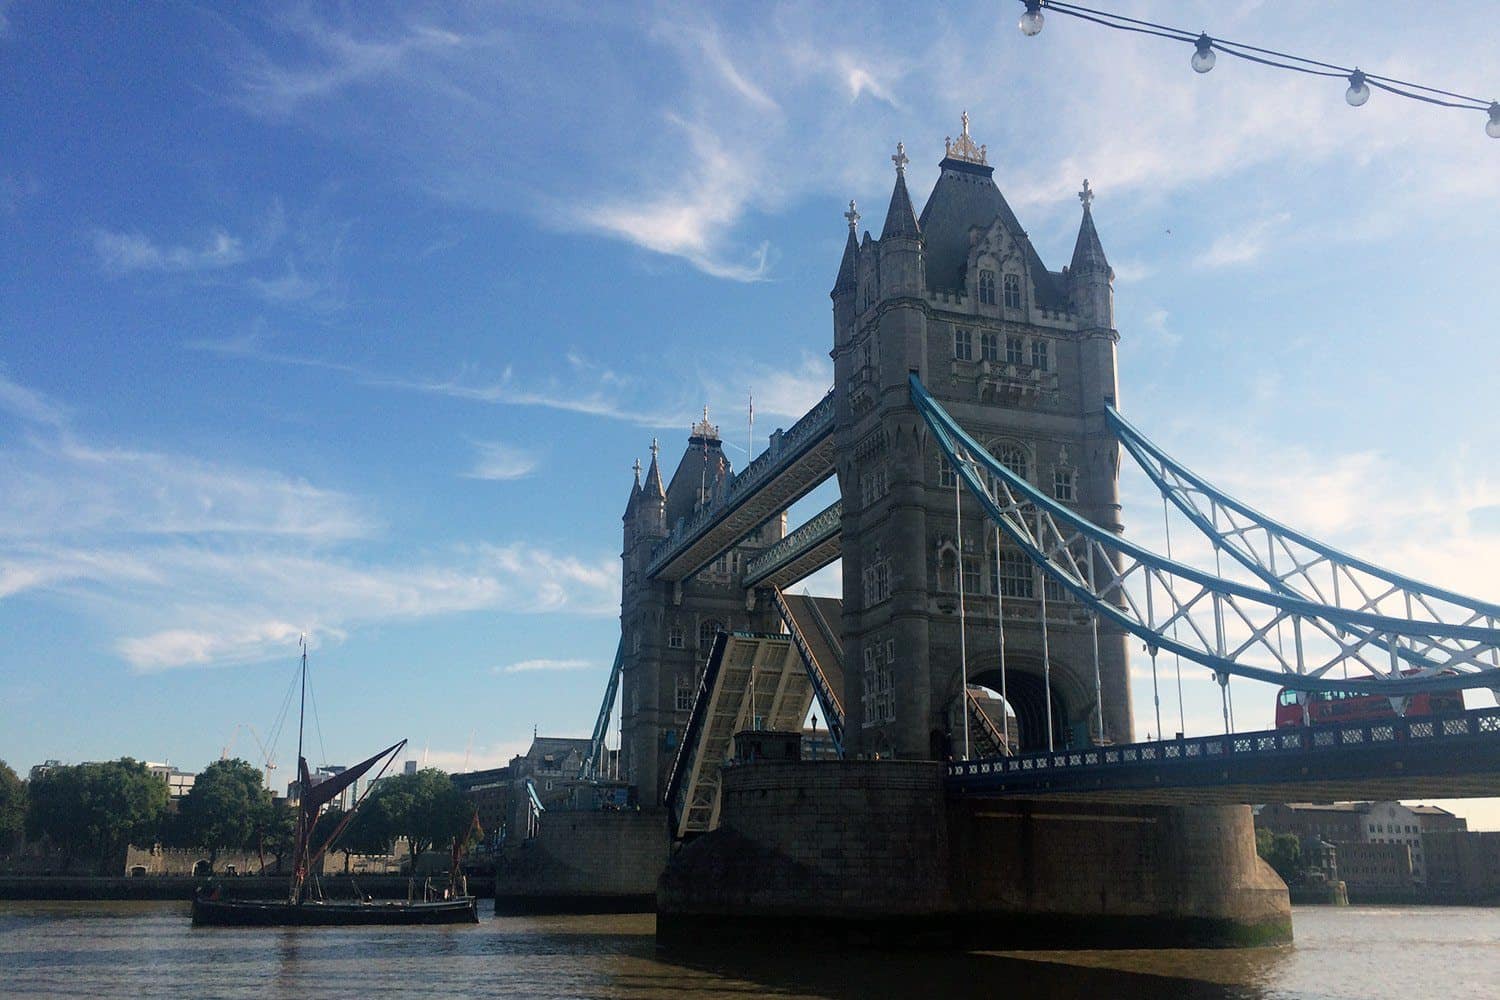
[860,463,888,507]
[997,550,1035,598]
[978,269,997,305]
[675,678,694,712]
[1053,468,1075,502]
[1006,335,1024,365]
[862,560,891,605]
[1003,272,1022,309]
[997,444,1029,481]
[980,332,999,362]
[963,555,983,595]
[954,328,973,361]
[668,624,684,649]
[861,639,897,726]
[938,454,957,488]
[1031,338,1050,371]
[699,619,722,650]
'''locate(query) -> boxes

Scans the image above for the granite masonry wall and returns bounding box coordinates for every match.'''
[658,760,1291,949]
[495,808,669,914]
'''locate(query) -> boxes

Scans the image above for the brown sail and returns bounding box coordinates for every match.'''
[298,739,406,824]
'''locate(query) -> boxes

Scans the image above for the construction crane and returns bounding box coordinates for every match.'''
[220,722,278,790]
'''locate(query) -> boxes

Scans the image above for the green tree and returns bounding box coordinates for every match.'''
[256,798,296,875]
[0,760,26,854]
[177,758,271,866]
[366,769,470,870]
[25,759,167,874]
[1256,828,1304,885]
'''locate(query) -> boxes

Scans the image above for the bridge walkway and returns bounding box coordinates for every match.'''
[947,707,1500,805]
[775,590,844,745]
[647,393,835,583]
[664,630,817,839]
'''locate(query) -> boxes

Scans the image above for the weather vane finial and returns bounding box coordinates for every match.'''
[1079,179,1094,210]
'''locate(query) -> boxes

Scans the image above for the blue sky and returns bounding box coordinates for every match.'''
[2,2,1498,821]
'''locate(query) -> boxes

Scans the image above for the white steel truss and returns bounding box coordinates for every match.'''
[911,375,1500,695]
[1108,406,1500,676]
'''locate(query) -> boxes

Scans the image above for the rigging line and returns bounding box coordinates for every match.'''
[1038,0,1492,105]
[264,655,302,762]
[308,668,328,770]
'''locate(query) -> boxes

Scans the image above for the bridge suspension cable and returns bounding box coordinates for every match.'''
[910,374,1500,696]
[1109,405,1500,677]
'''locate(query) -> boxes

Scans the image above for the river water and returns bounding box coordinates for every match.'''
[2,902,1497,998]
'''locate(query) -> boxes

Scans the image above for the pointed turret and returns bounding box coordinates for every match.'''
[879,143,920,241]
[832,200,860,297]
[623,457,644,518]
[642,438,666,499]
[1067,179,1114,332]
[1069,179,1111,276]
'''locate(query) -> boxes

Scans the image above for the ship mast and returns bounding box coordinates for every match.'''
[291,636,308,904]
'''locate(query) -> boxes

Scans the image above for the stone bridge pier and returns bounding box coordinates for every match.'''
[657,760,1291,949]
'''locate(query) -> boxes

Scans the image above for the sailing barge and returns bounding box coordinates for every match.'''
[192,646,478,927]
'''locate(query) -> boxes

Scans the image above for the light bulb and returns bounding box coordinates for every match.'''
[1346,69,1370,108]
[1191,34,1215,74]
[1019,1,1044,37]
[1488,102,1500,139]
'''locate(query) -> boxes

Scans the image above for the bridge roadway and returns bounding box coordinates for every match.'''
[647,392,835,582]
[946,706,1500,805]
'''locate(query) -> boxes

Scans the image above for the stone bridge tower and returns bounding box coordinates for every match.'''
[619,416,785,805]
[831,117,1133,759]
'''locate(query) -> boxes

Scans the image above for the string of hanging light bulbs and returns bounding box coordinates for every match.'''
[1016,0,1500,139]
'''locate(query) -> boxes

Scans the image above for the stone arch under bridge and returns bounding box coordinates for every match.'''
[967,653,1096,753]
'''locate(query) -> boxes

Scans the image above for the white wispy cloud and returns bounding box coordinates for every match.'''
[465,441,538,481]
[417,739,535,773]
[93,228,248,274]
[0,372,619,671]
[1195,212,1291,270]
[496,658,592,674]
[188,333,701,429]
[725,354,832,423]
[0,369,68,427]
[211,4,1498,288]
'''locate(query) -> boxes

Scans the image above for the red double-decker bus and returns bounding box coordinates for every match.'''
[1274,680,1464,729]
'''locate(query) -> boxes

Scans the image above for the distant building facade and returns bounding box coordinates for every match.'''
[1257,801,1468,889]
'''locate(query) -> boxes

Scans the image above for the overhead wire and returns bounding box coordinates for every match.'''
[1024,1,1495,119]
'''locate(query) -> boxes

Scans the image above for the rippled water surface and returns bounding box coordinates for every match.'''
[2,902,1498,998]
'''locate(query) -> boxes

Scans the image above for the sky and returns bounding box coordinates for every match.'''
[2,2,1498,823]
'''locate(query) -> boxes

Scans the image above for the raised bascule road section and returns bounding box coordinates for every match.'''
[556,118,1500,949]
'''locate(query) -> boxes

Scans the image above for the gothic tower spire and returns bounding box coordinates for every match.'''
[1068,179,1114,331]
[880,142,920,241]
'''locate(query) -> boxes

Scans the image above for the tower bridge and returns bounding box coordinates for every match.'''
[561,115,1500,948]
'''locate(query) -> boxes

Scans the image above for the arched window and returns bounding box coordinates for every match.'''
[978,269,997,305]
[1002,272,1022,309]
[938,547,959,592]
[997,444,1029,481]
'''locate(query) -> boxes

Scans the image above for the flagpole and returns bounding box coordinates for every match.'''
[748,390,754,460]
